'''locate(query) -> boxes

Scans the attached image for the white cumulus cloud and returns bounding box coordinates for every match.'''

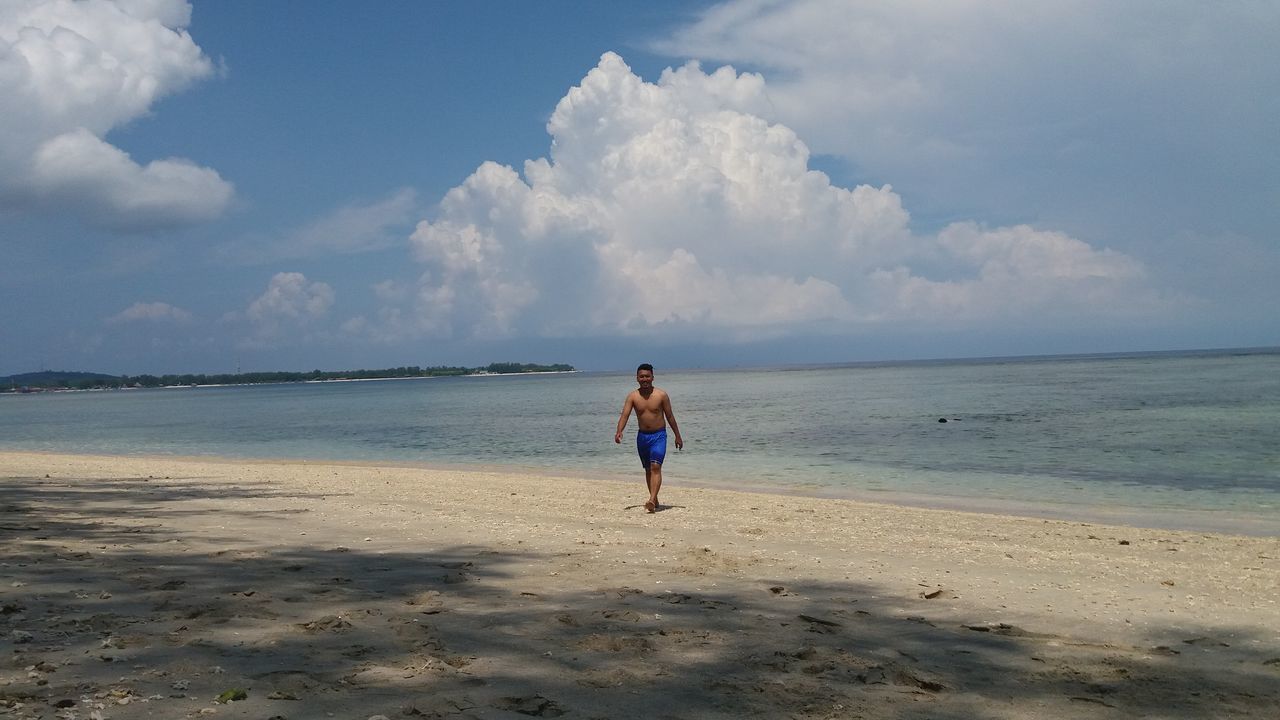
[0,0,232,229]
[107,300,192,324]
[247,272,334,339]
[395,52,1155,343]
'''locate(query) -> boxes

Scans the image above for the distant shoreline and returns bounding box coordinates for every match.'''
[1,365,578,394]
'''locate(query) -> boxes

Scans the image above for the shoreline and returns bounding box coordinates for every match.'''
[2,447,1274,537]
[0,369,581,394]
[2,451,1278,718]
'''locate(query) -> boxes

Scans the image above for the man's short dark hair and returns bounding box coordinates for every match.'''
[637,363,654,374]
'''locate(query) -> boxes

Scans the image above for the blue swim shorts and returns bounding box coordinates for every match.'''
[636,427,667,468]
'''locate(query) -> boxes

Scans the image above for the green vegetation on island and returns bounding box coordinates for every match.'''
[1,363,575,393]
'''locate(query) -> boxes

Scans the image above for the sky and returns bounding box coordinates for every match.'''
[2,0,1277,374]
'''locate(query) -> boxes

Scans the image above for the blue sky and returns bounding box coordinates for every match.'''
[2,0,1277,374]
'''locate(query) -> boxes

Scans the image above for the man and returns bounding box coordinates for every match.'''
[614,363,684,513]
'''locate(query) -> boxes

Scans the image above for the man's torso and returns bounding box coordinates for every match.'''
[631,387,668,432]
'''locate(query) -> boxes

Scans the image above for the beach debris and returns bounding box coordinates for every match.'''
[1069,696,1117,708]
[964,623,1020,635]
[11,629,34,643]
[600,609,643,622]
[1183,636,1230,647]
[938,418,947,423]
[1118,539,1131,545]
[215,688,247,703]
[266,690,299,700]
[1161,579,1175,586]
[798,614,841,628]
[297,615,352,633]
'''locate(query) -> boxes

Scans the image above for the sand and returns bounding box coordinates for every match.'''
[1,451,1277,719]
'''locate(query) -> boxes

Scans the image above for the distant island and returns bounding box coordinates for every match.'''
[1,363,575,393]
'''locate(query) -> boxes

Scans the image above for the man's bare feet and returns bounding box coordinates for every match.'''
[644,499,656,513]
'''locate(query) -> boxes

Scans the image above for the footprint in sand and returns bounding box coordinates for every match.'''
[494,694,567,717]
[576,633,655,653]
[578,667,640,688]
[406,590,447,613]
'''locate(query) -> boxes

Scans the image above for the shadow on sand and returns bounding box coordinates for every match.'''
[2,472,1277,719]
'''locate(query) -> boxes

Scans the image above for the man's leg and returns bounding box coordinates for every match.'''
[647,461,662,511]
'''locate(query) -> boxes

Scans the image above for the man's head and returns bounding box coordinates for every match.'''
[636,363,654,388]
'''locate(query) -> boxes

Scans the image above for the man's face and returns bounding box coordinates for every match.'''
[636,369,654,389]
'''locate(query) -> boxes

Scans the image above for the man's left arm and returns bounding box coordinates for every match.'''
[663,393,684,450]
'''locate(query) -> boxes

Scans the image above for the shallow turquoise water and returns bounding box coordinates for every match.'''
[2,349,1277,534]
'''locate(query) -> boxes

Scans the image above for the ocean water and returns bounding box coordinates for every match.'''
[2,349,1278,535]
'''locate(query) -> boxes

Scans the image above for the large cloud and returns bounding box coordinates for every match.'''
[397,53,1157,342]
[655,0,1280,244]
[0,0,232,229]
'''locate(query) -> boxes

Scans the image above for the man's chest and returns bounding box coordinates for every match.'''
[633,393,665,413]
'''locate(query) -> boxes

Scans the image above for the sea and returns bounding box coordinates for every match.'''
[2,348,1278,536]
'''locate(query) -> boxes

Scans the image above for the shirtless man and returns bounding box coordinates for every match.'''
[614,363,684,513]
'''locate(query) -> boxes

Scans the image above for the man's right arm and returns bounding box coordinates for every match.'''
[614,394,634,443]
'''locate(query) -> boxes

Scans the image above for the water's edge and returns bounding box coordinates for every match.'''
[6,448,1272,538]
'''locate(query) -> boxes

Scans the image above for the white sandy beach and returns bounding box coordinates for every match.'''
[2,451,1278,719]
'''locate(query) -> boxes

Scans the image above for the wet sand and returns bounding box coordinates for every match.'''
[2,451,1278,719]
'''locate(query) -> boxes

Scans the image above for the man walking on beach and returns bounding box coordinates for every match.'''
[615,363,684,513]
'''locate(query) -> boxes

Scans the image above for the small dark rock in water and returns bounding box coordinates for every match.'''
[938,418,947,423]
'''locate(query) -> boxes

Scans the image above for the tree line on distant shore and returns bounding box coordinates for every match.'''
[2,363,575,392]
